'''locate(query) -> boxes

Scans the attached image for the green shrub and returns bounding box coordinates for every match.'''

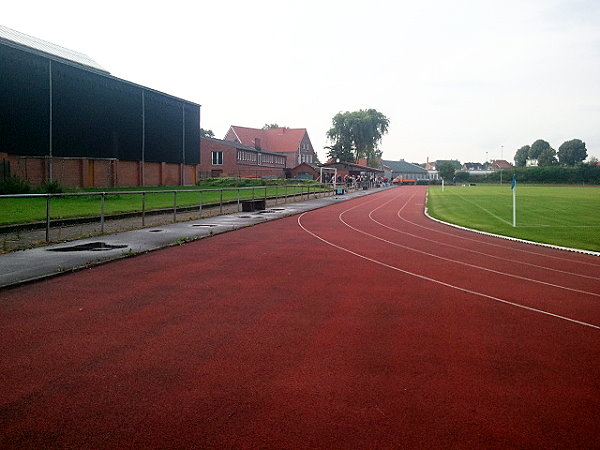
[0,176,31,194]
[451,165,600,185]
[197,177,318,188]
[39,179,64,193]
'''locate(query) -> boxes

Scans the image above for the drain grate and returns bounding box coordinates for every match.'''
[191,224,218,228]
[238,215,252,219]
[48,242,128,252]
[148,229,164,233]
[256,209,283,214]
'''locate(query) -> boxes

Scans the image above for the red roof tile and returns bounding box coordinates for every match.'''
[228,126,307,154]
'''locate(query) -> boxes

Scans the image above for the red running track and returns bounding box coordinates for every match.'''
[1,186,599,449]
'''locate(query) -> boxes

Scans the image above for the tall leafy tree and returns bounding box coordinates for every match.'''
[514,145,530,167]
[529,139,551,159]
[537,147,558,166]
[324,142,354,163]
[326,109,390,166]
[200,128,214,138]
[557,139,587,166]
[437,162,456,181]
[435,160,462,171]
[262,123,281,129]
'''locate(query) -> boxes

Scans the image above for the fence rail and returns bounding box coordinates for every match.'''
[1,183,345,242]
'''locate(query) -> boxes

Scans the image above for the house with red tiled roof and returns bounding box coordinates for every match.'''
[489,160,514,170]
[224,126,317,168]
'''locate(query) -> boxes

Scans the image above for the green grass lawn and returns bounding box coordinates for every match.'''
[0,184,323,226]
[427,184,600,252]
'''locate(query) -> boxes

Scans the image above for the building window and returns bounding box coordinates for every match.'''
[212,151,223,165]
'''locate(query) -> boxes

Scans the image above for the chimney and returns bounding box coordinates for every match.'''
[254,138,261,150]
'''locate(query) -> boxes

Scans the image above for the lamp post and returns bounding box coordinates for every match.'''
[500,145,504,184]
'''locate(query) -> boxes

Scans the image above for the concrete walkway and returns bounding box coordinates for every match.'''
[0,187,385,288]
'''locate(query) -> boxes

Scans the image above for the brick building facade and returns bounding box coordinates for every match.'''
[199,137,287,178]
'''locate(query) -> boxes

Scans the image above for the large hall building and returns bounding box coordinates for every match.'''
[0,25,201,188]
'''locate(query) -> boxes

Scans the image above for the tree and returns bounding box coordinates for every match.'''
[514,145,530,167]
[435,160,462,171]
[438,162,456,181]
[324,142,354,164]
[326,109,390,166]
[529,139,551,159]
[537,147,557,166]
[200,128,214,138]
[262,123,281,129]
[557,139,587,166]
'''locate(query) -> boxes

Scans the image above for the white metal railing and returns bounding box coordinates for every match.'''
[1,183,341,242]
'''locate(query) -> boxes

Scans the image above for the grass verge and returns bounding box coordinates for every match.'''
[0,182,326,226]
[427,184,600,252]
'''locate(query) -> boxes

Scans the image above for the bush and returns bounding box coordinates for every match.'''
[0,176,31,194]
[39,179,64,193]
[449,165,600,185]
[197,177,319,188]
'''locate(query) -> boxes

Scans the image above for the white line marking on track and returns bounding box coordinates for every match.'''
[366,192,600,282]
[337,196,599,298]
[297,202,600,331]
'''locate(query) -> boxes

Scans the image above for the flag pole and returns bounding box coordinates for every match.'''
[511,174,516,227]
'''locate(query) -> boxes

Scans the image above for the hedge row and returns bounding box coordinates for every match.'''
[455,164,600,185]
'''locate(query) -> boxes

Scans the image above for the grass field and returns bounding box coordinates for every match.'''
[0,184,323,226]
[427,184,600,252]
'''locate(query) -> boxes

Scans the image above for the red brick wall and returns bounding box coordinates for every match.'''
[289,164,319,180]
[161,163,181,186]
[2,153,197,188]
[116,161,141,187]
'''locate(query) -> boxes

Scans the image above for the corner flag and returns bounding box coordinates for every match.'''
[511,175,517,227]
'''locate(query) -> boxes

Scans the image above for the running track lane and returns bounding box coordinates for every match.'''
[0,186,598,449]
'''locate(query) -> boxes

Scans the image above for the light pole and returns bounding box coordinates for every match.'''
[500,145,504,184]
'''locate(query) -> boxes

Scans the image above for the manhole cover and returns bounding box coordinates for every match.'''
[48,242,128,252]
[191,224,218,227]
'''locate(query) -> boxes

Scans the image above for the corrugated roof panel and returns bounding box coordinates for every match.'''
[382,159,428,173]
[0,25,108,73]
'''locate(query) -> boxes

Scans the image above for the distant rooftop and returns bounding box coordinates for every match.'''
[0,24,108,73]
[382,159,428,173]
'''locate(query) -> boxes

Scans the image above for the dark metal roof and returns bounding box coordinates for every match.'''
[1,25,201,108]
[320,161,383,173]
[382,159,428,173]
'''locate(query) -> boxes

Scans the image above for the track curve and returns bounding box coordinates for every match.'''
[1,186,598,449]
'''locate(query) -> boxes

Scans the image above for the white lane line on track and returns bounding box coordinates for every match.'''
[297,209,600,331]
[335,192,600,298]
[366,192,600,282]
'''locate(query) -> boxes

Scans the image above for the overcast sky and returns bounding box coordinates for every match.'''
[4,0,600,164]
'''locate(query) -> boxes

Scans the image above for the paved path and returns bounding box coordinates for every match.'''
[1,186,598,449]
[0,189,366,288]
